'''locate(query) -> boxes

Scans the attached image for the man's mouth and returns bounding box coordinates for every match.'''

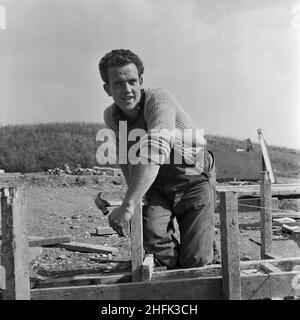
[122,96,134,102]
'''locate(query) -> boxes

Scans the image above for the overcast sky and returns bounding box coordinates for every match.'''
[1,0,300,149]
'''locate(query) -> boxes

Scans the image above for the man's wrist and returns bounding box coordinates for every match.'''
[121,199,136,215]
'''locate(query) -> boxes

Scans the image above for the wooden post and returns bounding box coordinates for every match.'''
[142,254,154,282]
[260,171,272,259]
[1,187,30,299]
[220,191,241,300]
[257,129,276,183]
[131,202,144,282]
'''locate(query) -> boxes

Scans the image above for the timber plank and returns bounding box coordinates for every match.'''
[1,187,30,300]
[260,172,272,259]
[142,254,154,282]
[94,226,130,236]
[54,241,118,254]
[131,203,143,282]
[30,277,223,300]
[282,224,300,234]
[95,227,117,236]
[272,212,300,219]
[30,271,300,300]
[264,253,282,260]
[217,184,300,198]
[32,273,132,289]
[29,235,72,247]
[257,129,276,183]
[0,265,5,290]
[220,191,241,300]
[260,263,282,274]
[31,258,300,289]
[242,272,299,300]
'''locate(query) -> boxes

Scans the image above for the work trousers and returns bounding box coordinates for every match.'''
[143,151,217,269]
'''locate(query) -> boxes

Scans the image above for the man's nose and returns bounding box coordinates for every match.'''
[123,82,131,93]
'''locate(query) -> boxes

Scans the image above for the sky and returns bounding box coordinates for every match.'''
[0,0,300,149]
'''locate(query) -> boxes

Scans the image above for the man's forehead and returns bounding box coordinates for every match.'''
[108,63,139,79]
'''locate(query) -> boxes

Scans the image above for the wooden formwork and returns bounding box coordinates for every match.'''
[1,172,300,300]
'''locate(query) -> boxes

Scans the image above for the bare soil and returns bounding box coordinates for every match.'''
[0,172,300,284]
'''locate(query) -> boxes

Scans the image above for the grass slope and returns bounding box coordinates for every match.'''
[0,123,299,177]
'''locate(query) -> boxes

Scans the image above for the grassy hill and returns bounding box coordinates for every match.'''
[0,122,299,178]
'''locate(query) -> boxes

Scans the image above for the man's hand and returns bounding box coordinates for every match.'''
[108,204,134,237]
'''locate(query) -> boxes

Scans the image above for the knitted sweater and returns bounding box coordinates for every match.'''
[103,87,206,169]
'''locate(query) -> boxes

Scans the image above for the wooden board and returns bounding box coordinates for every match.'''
[28,235,72,247]
[260,263,282,274]
[1,187,30,299]
[30,270,300,300]
[95,227,117,236]
[94,225,130,236]
[213,151,262,180]
[260,172,272,259]
[219,191,241,300]
[217,183,300,199]
[31,272,132,289]
[142,254,154,282]
[264,253,282,260]
[257,129,276,183]
[31,257,300,290]
[282,224,300,234]
[131,203,143,282]
[0,265,5,290]
[272,212,300,219]
[54,242,118,254]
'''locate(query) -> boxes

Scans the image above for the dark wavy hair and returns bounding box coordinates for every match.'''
[99,49,144,84]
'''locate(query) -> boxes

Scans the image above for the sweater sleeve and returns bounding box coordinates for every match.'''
[140,88,177,165]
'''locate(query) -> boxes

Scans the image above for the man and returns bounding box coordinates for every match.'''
[98,49,217,269]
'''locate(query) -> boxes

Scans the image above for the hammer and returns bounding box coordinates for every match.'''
[95,192,147,215]
[94,192,111,215]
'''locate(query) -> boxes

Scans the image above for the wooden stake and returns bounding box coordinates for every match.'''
[260,171,272,259]
[257,129,276,183]
[220,191,241,300]
[142,254,154,282]
[1,187,30,299]
[131,202,143,282]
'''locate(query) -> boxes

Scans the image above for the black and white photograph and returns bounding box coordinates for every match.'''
[0,0,300,303]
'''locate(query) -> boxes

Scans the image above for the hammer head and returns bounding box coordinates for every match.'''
[95,192,110,215]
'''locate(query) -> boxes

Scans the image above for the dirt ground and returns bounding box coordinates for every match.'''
[0,172,300,285]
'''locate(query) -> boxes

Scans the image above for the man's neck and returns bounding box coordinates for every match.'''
[124,107,139,119]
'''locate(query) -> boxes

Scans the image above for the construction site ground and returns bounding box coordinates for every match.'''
[0,172,300,283]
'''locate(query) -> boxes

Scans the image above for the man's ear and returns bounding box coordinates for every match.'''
[139,77,144,86]
[103,83,112,97]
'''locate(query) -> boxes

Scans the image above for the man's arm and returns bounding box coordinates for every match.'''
[123,163,159,210]
[108,163,159,236]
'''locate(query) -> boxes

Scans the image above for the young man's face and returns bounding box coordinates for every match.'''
[104,63,143,118]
